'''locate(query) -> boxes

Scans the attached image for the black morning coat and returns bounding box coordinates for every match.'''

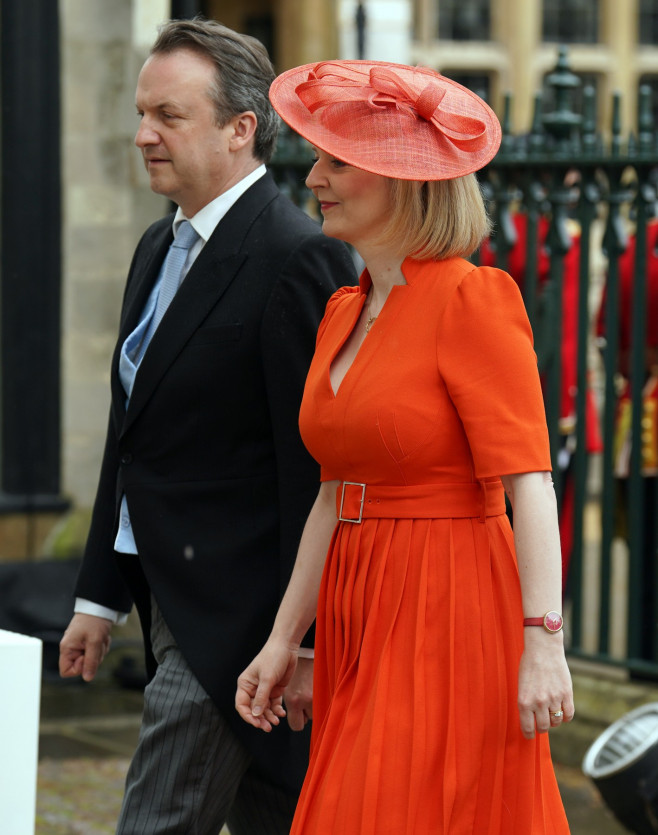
[75,172,358,795]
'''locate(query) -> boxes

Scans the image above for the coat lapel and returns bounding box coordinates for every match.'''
[117,173,279,437]
[110,220,172,434]
[120,224,172,342]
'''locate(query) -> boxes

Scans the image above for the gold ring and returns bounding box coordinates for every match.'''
[550,710,563,718]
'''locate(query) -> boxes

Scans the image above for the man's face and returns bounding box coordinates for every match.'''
[135,49,235,216]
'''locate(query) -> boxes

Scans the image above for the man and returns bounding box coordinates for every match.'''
[59,17,356,835]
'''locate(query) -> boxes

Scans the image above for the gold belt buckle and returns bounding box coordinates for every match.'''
[338,482,366,523]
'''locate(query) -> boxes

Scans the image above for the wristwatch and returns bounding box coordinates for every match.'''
[523,611,563,633]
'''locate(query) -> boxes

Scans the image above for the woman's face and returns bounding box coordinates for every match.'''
[305,148,393,249]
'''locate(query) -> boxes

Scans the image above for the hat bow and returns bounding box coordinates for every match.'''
[295,62,489,153]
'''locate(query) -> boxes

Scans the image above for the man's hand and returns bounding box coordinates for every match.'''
[59,613,113,682]
[283,656,313,731]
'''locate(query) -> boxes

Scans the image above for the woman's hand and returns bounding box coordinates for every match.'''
[236,641,299,732]
[517,630,575,739]
[236,483,337,732]
[502,471,575,739]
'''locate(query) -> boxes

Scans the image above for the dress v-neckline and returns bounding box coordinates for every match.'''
[328,258,416,398]
[328,294,369,398]
[329,282,408,398]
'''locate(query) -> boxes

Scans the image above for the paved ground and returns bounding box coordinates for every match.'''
[36,758,626,835]
[36,676,628,835]
[37,758,131,835]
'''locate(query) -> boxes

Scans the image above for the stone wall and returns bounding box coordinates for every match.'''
[60,0,168,516]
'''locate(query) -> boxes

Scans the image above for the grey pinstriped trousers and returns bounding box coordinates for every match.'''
[115,599,297,834]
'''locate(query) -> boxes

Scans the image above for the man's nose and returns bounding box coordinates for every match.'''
[135,118,159,148]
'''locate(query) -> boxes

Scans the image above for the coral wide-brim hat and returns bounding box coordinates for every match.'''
[269,60,502,181]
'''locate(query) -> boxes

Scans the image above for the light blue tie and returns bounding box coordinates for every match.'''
[119,220,200,400]
[140,219,200,353]
[114,219,200,555]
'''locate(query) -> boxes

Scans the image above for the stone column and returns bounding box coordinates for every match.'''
[496,0,543,132]
[275,0,339,69]
[602,0,637,133]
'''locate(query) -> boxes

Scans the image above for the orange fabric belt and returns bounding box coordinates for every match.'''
[335,480,506,524]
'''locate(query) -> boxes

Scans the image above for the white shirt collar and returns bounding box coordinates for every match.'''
[172,164,267,243]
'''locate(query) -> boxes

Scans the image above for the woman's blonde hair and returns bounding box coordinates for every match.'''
[381,173,492,260]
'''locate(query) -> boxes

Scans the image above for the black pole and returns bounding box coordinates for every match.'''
[356,2,367,60]
[171,0,201,19]
[0,0,68,513]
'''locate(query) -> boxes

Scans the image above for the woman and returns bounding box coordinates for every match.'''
[236,60,573,833]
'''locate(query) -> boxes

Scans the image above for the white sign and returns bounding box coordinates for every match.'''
[0,630,42,835]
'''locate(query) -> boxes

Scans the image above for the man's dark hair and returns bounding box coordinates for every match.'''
[151,17,279,163]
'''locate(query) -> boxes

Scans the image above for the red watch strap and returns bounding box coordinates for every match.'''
[523,611,563,633]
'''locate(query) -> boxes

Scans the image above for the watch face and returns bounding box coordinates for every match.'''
[544,611,564,633]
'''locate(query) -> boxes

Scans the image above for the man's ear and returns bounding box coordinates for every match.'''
[228,111,258,151]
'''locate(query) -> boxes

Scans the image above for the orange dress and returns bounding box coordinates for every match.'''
[294,256,570,834]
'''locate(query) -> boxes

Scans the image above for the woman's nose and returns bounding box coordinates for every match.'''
[306,161,326,189]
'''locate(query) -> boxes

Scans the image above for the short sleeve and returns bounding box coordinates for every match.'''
[437,266,552,478]
[315,285,361,347]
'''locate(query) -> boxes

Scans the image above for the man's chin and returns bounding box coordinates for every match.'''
[147,176,173,200]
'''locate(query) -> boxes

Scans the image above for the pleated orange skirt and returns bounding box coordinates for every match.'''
[290,510,569,834]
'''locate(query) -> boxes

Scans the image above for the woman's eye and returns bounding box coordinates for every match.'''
[331,158,347,168]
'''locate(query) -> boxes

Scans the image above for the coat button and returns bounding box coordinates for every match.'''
[120,453,133,465]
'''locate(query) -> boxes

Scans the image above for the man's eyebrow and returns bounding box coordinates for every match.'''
[157,99,186,110]
[136,98,189,112]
